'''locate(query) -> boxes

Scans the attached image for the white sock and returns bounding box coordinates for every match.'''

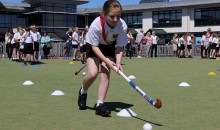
[96,100,104,106]
[80,86,87,95]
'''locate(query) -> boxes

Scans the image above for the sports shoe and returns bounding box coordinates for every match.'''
[78,88,87,110]
[94,103,111,117]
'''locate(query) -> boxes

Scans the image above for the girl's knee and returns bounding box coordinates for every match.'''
[87,72,98,79]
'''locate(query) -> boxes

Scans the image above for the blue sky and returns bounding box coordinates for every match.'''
[1,0,178,8]
[0,0,139,8]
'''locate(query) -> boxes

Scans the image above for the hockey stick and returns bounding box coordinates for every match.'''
[112,66,162,109]
[75,64,87,75]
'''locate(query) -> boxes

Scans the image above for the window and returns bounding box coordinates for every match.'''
[121,12,142,28]
[153,10,182,28]
[0,14,27,28]
[195,7,220,26]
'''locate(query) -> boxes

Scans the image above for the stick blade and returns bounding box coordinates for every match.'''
[154,98,162,109]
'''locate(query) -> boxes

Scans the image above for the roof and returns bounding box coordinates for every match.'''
[147,29,167,35]
[22,0,89,5]
[77,0,220,13]
[0,2,30,11]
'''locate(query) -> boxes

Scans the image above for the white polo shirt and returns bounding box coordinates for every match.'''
[30,31,41,42]
[86,16,128,47]
[179,37,185,44]
[201,35,206,45]
[13,32,22,43]
[187,36,192,45]
[72,32,79,45]
[24,32,33,43]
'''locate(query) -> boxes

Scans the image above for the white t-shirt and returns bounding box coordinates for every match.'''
[86,16,128,47]
[152,35,158,44]
[72,32,79,45]
[187,36,192,45]
[13,32,22,43]
[135,32,144,43]
[30,31,41,42]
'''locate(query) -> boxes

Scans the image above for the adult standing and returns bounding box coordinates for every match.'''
[126,29,134,59]
[143,31,152,58]
[172,33,178,57]
[135,29,144,58]
[5,27,13,60]
[63,27,73,59]
[41,32,51,59]
[151,31,159,57]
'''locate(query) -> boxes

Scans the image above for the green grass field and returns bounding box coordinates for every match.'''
[0,57,220,130]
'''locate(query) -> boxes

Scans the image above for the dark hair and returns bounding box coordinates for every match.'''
[127,29,130,33]
[25,27,30,31]
[7,27,12,32]
[102,0,122,15]
[43,31,48,35]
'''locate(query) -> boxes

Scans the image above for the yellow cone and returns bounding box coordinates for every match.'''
[208,72,216,76]
[69,61,74,65]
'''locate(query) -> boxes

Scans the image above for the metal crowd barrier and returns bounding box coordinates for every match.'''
[0,42,197,59]
[0,42,6,58]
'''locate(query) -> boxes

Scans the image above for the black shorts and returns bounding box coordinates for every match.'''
[72,45,78,48]
[19,49,24,54]
[201,45,206,50]
[80,45,86,53]
[34,42,39,51]
[216,46,219,51]
[187,45,192,50]
[24,43,33,54]
[210,44,216,50]
[11,44,16,49]
[15,42,20,50]
[86,42,116,59]
[180,44,185,50]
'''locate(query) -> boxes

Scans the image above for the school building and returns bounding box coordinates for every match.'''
[0,0,220,43]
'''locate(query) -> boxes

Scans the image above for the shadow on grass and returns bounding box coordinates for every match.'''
[86,102,162,126]
[105,102,133,112]
[37,61,47,65]
[133,116,163,126]
[86,102,133,112]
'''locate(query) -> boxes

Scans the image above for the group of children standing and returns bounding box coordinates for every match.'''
[200,28,220,59]
[172,28,220,59]
[63,27,87,64]
[172,33,194,58]
[5,25,41,65]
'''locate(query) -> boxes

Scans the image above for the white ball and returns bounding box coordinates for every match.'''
[143,123,152,130]
[82,72,86,76]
